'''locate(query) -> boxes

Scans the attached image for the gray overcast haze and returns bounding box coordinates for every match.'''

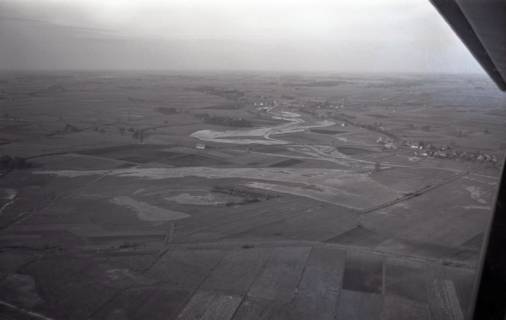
[0,0,484,73]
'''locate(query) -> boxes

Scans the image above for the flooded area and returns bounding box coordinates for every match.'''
[110,196,190,222]
[166,192,244,206]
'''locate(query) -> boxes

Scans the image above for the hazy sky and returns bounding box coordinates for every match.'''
[0,0,484,73]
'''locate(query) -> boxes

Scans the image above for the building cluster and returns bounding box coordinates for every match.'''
[376,136,397,150]
[376,137,498,164]
[306,100,344,110]
[253,97,278,110]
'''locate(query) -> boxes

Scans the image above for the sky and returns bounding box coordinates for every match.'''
[0,0,484,73]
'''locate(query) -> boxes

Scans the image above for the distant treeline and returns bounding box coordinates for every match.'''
[155,107,179,115]
[284,80,350,87]
[195,113,252,128]
[192,86,245,100]
[29,84,65,97]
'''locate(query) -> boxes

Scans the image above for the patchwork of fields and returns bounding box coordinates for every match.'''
[0,72,505,319]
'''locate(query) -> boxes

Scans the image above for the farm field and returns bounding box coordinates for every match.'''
[0,72,505,319]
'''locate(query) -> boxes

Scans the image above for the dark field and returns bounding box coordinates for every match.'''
[0,72,505,319]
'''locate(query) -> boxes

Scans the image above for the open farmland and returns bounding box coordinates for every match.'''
[0,72,505,319]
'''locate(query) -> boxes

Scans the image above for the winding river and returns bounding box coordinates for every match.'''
[190,109,335,145]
